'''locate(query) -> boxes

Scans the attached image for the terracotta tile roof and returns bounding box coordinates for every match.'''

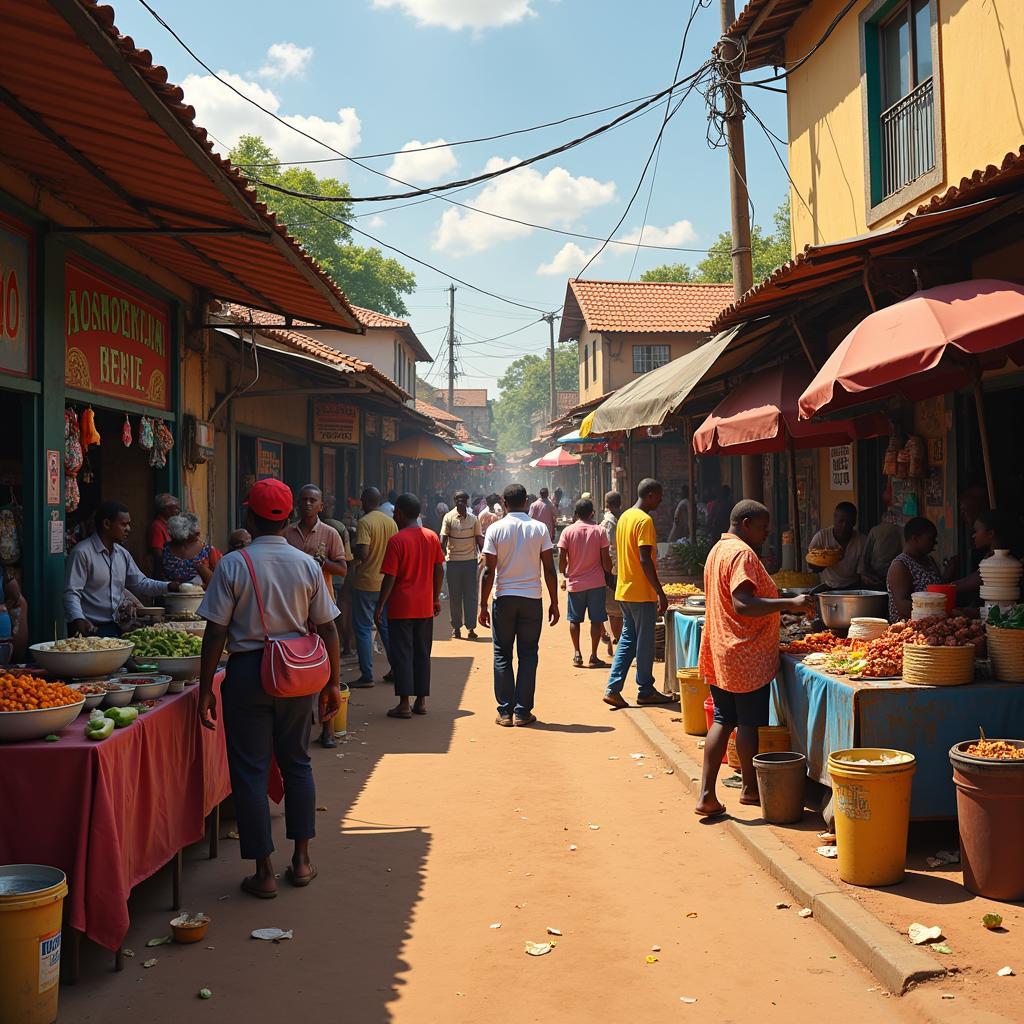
[351,306,432,361]
[451,389,489,407]
[559,280,734,342]
[556,390,579,417]
[223,304,409,400]
[710,146,1024,333]
[0,0,360,330]
[415,398,464,425]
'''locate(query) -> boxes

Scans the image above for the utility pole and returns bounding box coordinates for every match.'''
[719,0,763,502]
[543,312,558,423]
[447,283,456,413]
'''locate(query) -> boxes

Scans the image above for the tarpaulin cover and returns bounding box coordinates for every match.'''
[0,675,230,951]
[799,279,1024,418]
[590,326,740,433]
[694,363,890,455]
[384,433,465,461]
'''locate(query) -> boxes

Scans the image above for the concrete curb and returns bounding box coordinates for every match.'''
[623,708,946,996]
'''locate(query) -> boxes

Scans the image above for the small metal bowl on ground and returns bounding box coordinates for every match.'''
[170,913,210,944]
[117,674,172,700]
[101,684,137,708]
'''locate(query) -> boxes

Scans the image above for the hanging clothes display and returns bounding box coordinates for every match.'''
[64,407,83,513]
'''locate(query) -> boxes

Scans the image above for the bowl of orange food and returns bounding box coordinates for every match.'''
[806,546,842,568]
[0,674,86,742]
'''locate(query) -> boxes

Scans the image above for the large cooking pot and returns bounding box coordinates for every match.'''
[817,590,888,632]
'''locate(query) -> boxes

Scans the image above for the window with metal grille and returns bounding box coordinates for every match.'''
[583,343,589,389]
[632,344,670,374]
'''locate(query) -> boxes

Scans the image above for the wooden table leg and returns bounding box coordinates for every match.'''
[114,947,124,972]
[62,928,81,985]
[171,849,183,910]
[208,804,220,860]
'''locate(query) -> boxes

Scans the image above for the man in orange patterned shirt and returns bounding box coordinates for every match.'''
[696,500,811,816]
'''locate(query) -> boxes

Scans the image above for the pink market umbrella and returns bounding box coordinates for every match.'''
[529,445,581,468]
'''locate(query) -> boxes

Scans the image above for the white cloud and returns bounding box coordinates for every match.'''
[367,214,386,229]
[617,219,698,248]
[257,42,313,80]
[373,0,536,30]
[536,242,594,276]
[386,139,458,183]
[181,71,361,165]
[433,158,616,254]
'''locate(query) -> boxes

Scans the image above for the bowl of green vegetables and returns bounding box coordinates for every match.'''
[122,628,203,679]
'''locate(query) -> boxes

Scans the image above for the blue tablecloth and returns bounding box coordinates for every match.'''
[669,612,1024,819]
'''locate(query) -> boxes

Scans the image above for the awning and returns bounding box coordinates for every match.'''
[558,429,607,445]
[0,0,360,330]
[798,280,1024,419]
[454,441,495,456]
[694,364,890,455]
[590,327,741,434]
[384,433,465,462]
[529,446,580,468]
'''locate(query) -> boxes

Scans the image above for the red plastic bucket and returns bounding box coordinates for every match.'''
[927,584,957,615]
[704,696,728,764]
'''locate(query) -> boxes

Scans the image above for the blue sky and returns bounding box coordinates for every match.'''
[114,0,789,394]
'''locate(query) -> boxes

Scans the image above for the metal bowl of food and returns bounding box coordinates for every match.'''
[30,639,134,678]
[67,682,108,712]
[100,682,137,708]
[0,699,86,742]
[147,655,202,680]
[816,590,889,632]
[164,591,205,616]
[118,674,172,700]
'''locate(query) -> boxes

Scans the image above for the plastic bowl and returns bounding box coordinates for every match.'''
[101,685,137,708]
[30,642,134,678]
[118,674,172,700]
[67,683,106,712]
[0,698,86,742]
[146,655,201,680]
[170,913,210,944]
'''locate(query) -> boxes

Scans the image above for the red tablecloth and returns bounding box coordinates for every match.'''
[0,674,230,951]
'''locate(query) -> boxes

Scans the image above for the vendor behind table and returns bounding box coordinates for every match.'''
[806,502,867,590]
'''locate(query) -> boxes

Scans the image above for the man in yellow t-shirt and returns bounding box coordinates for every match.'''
[604,478,674,709]
[351,487,398,687]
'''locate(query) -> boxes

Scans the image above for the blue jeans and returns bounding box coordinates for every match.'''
[352,588,389,681]
[605,601,657,697]
[492,595,543,718]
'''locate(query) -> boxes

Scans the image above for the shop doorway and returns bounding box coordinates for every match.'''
[0,390,32,610]
[236,433,309,524]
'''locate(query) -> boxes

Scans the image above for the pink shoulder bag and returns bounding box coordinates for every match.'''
[239,549,330,698]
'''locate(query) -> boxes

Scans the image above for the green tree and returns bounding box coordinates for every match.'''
[229,135,415,316]
[640,198,791,285]
[492,344,579,453]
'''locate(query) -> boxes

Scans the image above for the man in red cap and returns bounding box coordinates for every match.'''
[197,478,341,899]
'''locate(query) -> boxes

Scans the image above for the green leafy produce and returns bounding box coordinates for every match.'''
[123,627,202,658]
[103,706,139,728]
[983,913,1004,930]
[85,717,115,741]
[44,734,59,742]
[198,988,212,1000]
[986,605,1024,629]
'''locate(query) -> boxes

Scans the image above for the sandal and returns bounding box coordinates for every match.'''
[572,653,584,667]
[387,706,413,719]
[588,657,609,669]
[285,864,318,888]
[241,875,278,899]
[412,704,427,715]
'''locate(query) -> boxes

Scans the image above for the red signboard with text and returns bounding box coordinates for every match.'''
[64,259,171,410]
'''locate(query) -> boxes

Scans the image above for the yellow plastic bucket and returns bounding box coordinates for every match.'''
[758,726,791,753]
[676,669,708,736]
[828,749,916,887]
[332,683,351,736]
[0,865,68,1024]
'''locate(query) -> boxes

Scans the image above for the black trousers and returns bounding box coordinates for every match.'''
[388,617,433,697]
[221,650,316,861]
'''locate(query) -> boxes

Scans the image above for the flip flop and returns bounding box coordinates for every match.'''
[285,864,318,888]
[694,803,727,818]
[387,707,413,719]
[241,876,278,899]
[739,795,762,806]
[588,658,609,669]
[572,653,584,667]
[412,704,428,715]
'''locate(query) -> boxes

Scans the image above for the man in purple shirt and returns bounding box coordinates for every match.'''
[528,487,556,541]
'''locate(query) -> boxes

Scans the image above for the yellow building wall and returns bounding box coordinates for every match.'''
[785,0,1024,251]
[579,330,703,402]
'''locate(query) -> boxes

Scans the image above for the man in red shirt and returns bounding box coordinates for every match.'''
[376,493,445,720]
[146,493,180,578]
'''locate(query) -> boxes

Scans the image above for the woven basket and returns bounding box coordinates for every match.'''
[986,625,1024,683]
[806,548,841,568]
[902,643,975,686]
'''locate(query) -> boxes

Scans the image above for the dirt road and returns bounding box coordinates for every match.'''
[62,610,929,1023]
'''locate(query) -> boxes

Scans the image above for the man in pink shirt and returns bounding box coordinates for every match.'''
[557,498,613,668]
[528,487,556,541]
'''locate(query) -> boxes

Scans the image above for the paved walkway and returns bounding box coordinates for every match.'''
[62,606,927,1023]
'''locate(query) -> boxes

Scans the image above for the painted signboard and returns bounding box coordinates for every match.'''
[0,214,32,377]
[64,258,171,409]
[256,438,283,480]
[313,401,359,444]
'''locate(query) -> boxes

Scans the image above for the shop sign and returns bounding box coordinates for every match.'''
[365,413,379,437]
[46,450,60,506]
[829,445,853,491]
[64,259,171,410]
[382,417,398,443]
[313,400,359,444]
[0,215,32,377]
[256,438,283,479]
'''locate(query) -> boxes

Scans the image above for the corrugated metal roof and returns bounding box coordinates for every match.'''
[0,0,359,329]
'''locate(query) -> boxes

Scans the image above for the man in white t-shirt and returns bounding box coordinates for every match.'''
[479,483,560,727]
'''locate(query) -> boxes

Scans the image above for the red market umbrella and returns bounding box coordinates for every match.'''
[798,280,1024,505]
[693,364,890,456]
[530,445,581,468]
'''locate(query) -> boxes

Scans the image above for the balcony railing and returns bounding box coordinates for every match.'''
[880,76,935,199]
